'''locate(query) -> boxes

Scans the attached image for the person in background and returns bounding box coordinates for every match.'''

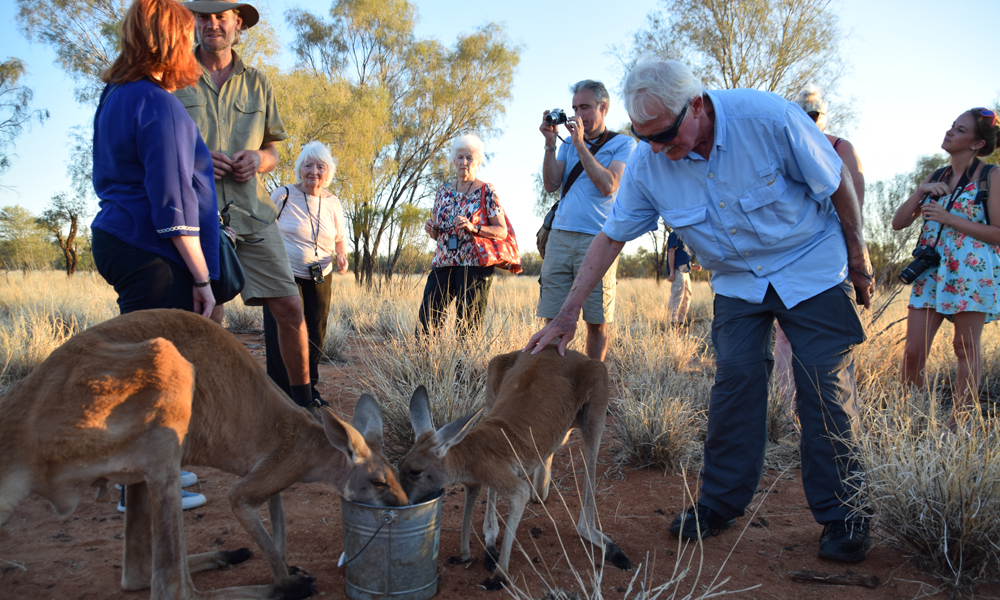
[667,230,702,324]
[263,142,348,406]
[772,85,868,407]
[892,108,1000,427]
[90,0,214,512]
[419,134,508,336]
[175,0,315,411]
[538,80,636,360]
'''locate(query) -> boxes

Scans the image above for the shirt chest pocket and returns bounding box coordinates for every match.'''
[234,99,264,135]
[661,207,725,262]
[175,92,210,135]
[737,165,796,246]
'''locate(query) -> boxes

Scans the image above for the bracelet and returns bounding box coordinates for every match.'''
[193,278,211,288]
[849,265,874,280]
[476,224,482,235]
[544,145,556,152]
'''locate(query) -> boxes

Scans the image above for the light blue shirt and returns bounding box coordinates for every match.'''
[554,133,636,235]
[603,89,846,308]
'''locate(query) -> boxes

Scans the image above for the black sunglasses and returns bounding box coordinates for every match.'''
[630,102,689,144]
[807,110,823,122]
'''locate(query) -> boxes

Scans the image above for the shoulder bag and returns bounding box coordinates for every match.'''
[212,201,246,304]
[536,130,619,259]
[472,184,522,273]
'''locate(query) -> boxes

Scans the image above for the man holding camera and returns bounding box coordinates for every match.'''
[176,0,313,411]
[526,60,874,563]
[538,80,636,361]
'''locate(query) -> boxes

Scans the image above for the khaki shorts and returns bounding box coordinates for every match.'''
[234,220,299,306]
[536,229,617,324]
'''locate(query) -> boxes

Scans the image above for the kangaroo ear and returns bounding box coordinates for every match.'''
[353,394,386,455]
[409,386,435,442]
[321,406,370,465]
[430,407,483,459]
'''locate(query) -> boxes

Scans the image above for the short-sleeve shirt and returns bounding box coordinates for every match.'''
[173,49,288,236]
[271,185,348,279]
[431,182,505,267]
[553,133,636,235]
[92,79,219,279]
[603,89,845,309]
[667,231,690,273]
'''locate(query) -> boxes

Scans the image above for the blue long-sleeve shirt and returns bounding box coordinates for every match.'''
[92,79,219,279]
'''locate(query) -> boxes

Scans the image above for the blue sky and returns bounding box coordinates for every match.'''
[1,0,998,245]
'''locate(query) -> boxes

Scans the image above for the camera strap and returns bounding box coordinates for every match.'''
[561,130,618,199]
[925,162,975,248]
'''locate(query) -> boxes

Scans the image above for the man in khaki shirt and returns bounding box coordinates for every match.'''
[177,0,314,410]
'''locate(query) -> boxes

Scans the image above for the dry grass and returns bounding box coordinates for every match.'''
[3,270,1000,591]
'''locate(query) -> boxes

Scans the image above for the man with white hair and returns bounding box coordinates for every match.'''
[175,0,314,411]
[525,60,874,563]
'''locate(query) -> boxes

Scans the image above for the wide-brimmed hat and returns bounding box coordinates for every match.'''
[182,0,259,30]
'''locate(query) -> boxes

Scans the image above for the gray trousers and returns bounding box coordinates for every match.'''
[701,279,866,524]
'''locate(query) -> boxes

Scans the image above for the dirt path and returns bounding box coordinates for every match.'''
[2,332,997,600]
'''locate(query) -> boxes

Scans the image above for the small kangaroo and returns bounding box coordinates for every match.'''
[0,309,408,600]
[398,346,631,590]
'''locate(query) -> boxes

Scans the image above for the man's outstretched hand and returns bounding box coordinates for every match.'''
[523,311,578,356]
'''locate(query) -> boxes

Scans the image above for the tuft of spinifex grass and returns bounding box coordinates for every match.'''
[849,388,1000,590]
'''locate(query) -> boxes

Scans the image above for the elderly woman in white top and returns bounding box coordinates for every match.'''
[263,141,348,406]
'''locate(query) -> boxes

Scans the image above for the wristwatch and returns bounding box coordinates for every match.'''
[476,224,483,235]
[193,278,211,288]
[544,145,556,152]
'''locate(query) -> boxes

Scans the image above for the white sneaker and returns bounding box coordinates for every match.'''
[180,471,198,488]
[181,490,207,510]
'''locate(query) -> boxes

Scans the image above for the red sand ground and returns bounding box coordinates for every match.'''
[2,332,998,600]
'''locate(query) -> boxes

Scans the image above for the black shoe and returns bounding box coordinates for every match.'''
[668,503,737,540]
[818,519,870,562]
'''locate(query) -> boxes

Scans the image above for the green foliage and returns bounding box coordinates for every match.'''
[38,192,88,276]
[615,0,852,128]
[0,57,49,184]
[0,205,60,271]
[284,0,522,286]
[15,0,127,104]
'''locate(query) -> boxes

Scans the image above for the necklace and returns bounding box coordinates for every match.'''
[455,178,476,195]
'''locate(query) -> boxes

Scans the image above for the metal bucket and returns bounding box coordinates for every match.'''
[340,490,444,600]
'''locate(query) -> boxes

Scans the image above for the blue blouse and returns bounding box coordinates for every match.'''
[91,79,219,279]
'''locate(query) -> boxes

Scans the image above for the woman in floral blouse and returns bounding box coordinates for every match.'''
[418,134,509,336]
[892,108,1000,424]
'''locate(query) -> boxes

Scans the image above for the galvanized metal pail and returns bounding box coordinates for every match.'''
[340,490,444,600]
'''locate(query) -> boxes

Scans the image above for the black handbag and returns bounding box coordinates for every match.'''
[212,202,246,304]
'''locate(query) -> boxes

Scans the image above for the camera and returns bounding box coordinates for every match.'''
[308,262,324,285]
[898,244,940,284]
[544,109,568,126]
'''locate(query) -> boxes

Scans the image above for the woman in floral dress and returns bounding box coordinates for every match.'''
[892,108,1000,423]
[417,134,509,336]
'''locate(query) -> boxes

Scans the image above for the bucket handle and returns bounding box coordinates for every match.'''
[340,511,396,568]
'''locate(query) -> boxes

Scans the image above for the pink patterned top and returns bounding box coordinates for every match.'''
[431,182,506,268]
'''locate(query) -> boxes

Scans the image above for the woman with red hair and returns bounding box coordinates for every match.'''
[90,0,218,512]
[91,0,219,324]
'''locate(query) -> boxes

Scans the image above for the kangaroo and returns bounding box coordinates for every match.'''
[0,308,408,600]
[397,346,631,590]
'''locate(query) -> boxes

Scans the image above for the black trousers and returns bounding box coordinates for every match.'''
[262,275,334,399]
[417,265,495,337]
[92,227,196,315]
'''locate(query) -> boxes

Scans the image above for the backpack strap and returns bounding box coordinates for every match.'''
[977,163,994,225]
[275,186,291,220]
[560,130,620,199]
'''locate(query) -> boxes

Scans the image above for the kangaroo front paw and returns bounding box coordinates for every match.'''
[605,543,631,570]
[479,574,507,591]
[276,575,317,600]
[483,546,500,572]
[220,547,253,566]
[446,555,470,565]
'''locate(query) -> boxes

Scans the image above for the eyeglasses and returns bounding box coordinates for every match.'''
[630,102,689,145]
[976,108,996,127]
[807,111,823,122]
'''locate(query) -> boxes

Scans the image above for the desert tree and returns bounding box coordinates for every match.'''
[0,205,58,273]
[286,0,521,286]
[15,0,127,104]
[613,0,852,129]
[0,57,49,186]
[38,192,88,276]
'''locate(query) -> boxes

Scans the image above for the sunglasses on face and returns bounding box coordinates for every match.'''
[807,111,823,122]
[630,102,689,145]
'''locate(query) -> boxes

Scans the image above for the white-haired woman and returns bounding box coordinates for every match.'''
[418,133,509,336]
[263,141,348,404]
[772,85,868,409]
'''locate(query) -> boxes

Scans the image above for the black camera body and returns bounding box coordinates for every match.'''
[307,262,324,285]
[545,109,568,125]
[898,244,940,284]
